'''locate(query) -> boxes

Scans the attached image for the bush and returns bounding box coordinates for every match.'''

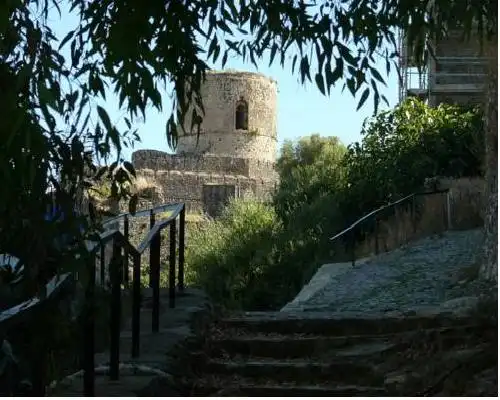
[185,195,345,310]
[185,199,281,310]
[341,98,484,222]
[274,134,346,224]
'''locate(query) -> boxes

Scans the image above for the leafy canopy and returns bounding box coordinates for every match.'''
[275,134,346,223]
[72,0,496,144]
[343,98,484,215]
[0,0,496,292]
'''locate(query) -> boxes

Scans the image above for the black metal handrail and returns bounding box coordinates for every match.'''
[0,273,73,329]
[102,202,181,227]
[0,201,186,396]
[0,272,74,395]
[82,201,186,396]
[329,190,450,266]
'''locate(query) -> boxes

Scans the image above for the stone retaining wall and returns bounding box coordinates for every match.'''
[135,167,275,216]
[330,179,485,262]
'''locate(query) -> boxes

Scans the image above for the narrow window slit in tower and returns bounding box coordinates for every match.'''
[235,98,248,130]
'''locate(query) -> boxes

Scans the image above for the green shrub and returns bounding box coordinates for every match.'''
[341,98,484,223]
[185,195,344,310]
[274,134,347,224]
[186,199,281,310]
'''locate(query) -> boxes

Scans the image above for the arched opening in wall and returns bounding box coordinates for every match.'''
[235,98,248,130]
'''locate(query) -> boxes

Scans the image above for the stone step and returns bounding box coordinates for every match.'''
[182,379,387,396]
[207,324,486,359]
[49,373,175,397]
[208,334,396,359]
[219,311,474,335]
[204,358,384,386]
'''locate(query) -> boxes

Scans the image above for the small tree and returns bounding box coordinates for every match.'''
[341,98,484,221]
[275,134,346,223]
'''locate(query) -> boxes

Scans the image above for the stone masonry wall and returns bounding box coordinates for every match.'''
[177,133,277,162]
[480,34,498,283]
[432,30,487,106]
[429,177,485,230]
[435,30,484,59]
[137,168,275,215]
[132,151,277,181]
[178,71,278,162]
[131,70,279,217]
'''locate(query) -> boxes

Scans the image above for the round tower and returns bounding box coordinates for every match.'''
[177,70,278,162]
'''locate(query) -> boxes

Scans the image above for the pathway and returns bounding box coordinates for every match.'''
[48,288,211,397]
[283,229,494,314]
[173,228,497,396]
[48,229,498,396]
[175,309,496,396]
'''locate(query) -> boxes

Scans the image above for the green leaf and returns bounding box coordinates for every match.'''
[218,19,233,35]
[291,55,298,73]
[337,42,356,65]
[356,88,370,111]
[94,166,108,180]
[315,73,326,96]
[97,106,113,132]
[110,181,120,199]
[221,51,228,68]
[299,57,311,83]
[88,201,97,222]
[207,37,218,59]
[58,30,74,50]
[346,78,356,96]
[370,67,386,85]
[213,44,221,62]
[269,43,278,66]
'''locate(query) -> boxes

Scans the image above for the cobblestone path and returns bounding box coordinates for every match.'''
[286,229,495,315]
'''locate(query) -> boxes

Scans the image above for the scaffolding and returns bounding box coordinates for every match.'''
[398,30,489,106]
[398,30,431,103]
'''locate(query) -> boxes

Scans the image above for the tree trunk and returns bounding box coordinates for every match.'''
[480,35,498,282]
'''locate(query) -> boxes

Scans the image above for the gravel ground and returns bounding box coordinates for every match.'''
[295,229,496,314]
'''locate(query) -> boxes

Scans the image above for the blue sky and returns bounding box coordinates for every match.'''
[48,3,400,161]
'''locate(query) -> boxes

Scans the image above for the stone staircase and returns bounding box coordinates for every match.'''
[173,311,496,396]
[165,229,496,396]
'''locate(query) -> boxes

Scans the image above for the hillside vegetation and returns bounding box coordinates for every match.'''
[185,98,485,310]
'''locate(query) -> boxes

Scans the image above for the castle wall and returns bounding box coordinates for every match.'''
[132,150,278,181]
[177,133,277,162]
[132,71,279,216]
[178,71,278,161]
[435,30,483,58]
[138,168,275,215]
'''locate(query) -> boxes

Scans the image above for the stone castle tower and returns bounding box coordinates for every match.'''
[132,70,278,216]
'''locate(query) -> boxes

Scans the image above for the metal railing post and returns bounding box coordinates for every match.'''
[109,240,121,380]
[83,254,96,396]
[169,220,177,308]
[411,195,417,234]
[149,210,155,288]
[350,229,356,267]
[178,206,185,292]
[131,253,141,358]
[446,190,452,230]
[123,215,129,285]
[150,232,161,333]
